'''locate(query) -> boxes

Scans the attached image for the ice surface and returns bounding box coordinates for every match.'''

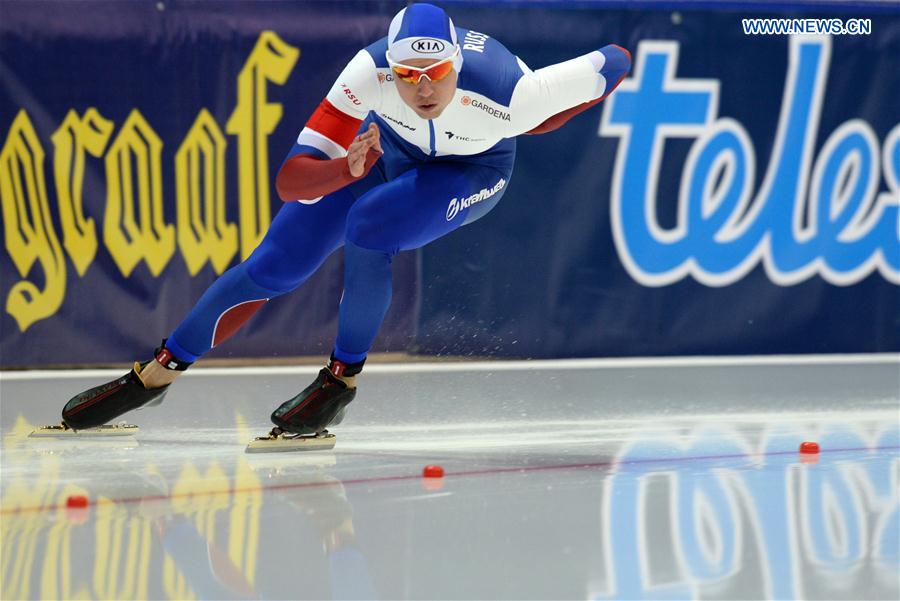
[1,358,898,600]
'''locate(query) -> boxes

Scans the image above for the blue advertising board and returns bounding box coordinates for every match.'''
[414,3,899,357]
[1,1,897,366]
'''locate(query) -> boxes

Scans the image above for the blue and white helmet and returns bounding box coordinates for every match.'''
[386,3,463,70]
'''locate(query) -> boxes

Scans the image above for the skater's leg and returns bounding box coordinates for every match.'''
[62,188,364,428]
[267,161,512,436]
[334,161,512,363]
[332,240,393,364]
[139,189,359,389]
[140,259,282,387]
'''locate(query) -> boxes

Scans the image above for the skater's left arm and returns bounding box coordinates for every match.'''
[508,44,631,136]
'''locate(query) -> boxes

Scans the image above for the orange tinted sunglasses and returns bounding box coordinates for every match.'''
[387,48,458,84]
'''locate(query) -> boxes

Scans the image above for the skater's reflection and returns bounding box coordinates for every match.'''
[1,439,377,600]
[154,515,260,600]
[149,458,378,600]
[252,465,378,600]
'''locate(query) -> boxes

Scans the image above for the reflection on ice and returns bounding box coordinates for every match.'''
[1,361,897,599]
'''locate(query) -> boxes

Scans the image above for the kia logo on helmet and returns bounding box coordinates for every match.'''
[412,38,446,54]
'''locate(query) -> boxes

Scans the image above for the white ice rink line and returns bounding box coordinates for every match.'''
[1,352,897,380]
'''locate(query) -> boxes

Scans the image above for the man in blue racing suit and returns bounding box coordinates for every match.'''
[61,3,632,439]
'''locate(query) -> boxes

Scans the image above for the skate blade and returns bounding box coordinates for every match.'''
[245,431,336,453]
[29,423,139,438]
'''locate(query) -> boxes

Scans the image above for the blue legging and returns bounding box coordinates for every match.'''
[165,153,513,364]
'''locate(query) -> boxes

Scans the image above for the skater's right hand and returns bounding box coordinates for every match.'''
[347,123,383,178]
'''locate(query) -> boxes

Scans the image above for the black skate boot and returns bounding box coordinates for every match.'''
[270,355,365,435]
[61,340,192,430]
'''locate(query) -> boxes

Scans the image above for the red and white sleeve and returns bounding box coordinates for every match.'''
[277,51,382,202]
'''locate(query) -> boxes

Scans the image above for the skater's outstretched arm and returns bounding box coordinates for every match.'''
[525,44,632,135]
[507,44,632,136]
